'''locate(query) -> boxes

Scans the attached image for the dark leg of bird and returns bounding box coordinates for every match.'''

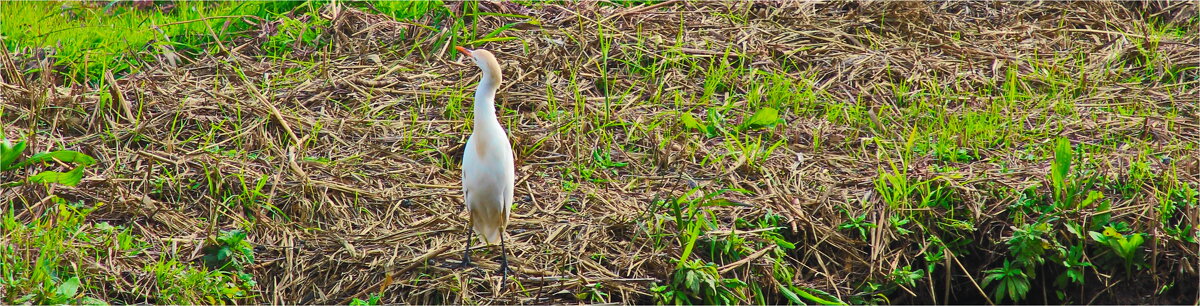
[498,232,511,283]
[457,230,473,268]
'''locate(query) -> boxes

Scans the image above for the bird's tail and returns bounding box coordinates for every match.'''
[470,209,506,245]
[475,225,502,245]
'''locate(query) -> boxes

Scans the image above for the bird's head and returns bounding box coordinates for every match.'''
[456,46,502,85]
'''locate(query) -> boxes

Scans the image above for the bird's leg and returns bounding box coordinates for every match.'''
[456,226,474,268]
[498,231,512,284]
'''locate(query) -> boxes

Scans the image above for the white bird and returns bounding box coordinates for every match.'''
[455,46,515,281]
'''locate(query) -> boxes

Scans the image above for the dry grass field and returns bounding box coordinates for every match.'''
[1,1,1198,304]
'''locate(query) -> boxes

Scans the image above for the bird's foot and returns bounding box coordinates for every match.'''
[497,262,513,287]
[445,258,474,269]
[497,261,513,278]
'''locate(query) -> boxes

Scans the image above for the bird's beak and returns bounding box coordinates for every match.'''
[455,46,472,57]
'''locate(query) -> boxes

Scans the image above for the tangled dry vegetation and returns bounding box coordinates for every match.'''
[1,0,1197,304]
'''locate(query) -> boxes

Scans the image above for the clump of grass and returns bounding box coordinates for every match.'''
[1,199,105,304]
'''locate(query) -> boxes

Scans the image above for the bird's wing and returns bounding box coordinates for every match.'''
[502,144,516,215]
[461,136,478,210]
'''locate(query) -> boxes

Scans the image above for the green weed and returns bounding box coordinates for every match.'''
[1,199,107,304]
[651,259,748,305]
[981,260,1031,304]
[0,137,96,187]
[350,292,384,305]
[837,208,875,241]
[1088,226,1147,273]
[200,229,255,272]
[148,258,256,304]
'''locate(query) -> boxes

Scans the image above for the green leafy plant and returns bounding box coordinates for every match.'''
[755,213,796,251]
[778,284,844,306]
[592,149,629,169]
[740,107,782,131]
[2,199,109,305]
[148,258,254,304]
[838,209,875,240]
[981,260,1031,303]
[1006,222,1051,274]
[889,215,914,235]
[647,186,760,305]
[577,283,611,303]
[981,222,1051,303]
[1049,138,1073,206]
[889,265,924,289]
[263,12,329,56]
[673,190,750,269]
[680,106,783,139]
[1052,245,1092,300]
[679,110,724,138]
[1088,226,1146,273]
[201,229,255,271]
[651,259,748,305]
[1047,138,1101,211]
[350,293,383,305]
[1,137,97,187]
[921,237,946,275]
[1160,184,1199,243]
[846,281,890,305]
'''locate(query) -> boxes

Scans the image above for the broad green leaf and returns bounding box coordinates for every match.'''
[57,276,81,299]
[1051,138,1071,197]
[217,247,232,261]
[240,245,255,262]
[18,150,96,167]
[792,286,844,305]
[742,107,781,130]
[220,229,248,244]
[0,139,27,171]
[1102,226,1121,238]
[685,271,699,293]
[1120,234,1145,259]
[778,285,805,305]
[1079,191,1104,209]
[680,112,704,130]
[1093,200,1112,228]
[704,109,724,137]
[773,238,796,250]
[27,166,85,186]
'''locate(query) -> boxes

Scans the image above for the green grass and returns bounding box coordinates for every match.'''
[1,198,256,304]
[1,1,313,83]
[2,199,102,304]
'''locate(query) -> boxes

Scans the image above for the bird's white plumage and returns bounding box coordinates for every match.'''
[460,49,514,245]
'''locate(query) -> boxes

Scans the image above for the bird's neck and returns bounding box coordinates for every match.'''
[473,76,500,131]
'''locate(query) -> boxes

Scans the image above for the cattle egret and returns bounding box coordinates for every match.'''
[455,46,516,282]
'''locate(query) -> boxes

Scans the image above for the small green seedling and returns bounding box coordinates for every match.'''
[350,293,383,305]
[1088,226,1146,273]
[679,110,722,138]
[202,229,256,271]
